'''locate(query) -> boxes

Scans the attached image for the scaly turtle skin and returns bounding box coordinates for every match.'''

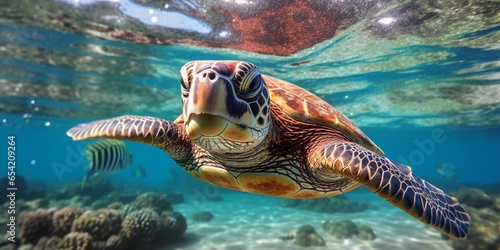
[67,61,470,238]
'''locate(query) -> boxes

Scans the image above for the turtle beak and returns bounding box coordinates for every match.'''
[184,68,255,127]
[187,69,229,119]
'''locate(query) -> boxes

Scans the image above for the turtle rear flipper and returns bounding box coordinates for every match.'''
[315,142,470,239]
[67,115,191,161]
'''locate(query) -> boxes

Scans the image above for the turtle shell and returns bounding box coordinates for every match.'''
[263,74,384,156]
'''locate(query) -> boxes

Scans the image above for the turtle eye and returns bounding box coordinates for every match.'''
[180,77,190,97]
[180,76,189,90]
[240,74,263,99]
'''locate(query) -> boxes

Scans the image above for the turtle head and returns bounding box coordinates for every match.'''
[180,61,271,152]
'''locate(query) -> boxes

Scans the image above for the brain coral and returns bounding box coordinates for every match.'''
[34,236,61,250]
[120,204,137,216]
[120,208,161,245]
[71,208,123,241]
[20,209,54,244]
[156,210,187,243]
[53,206,86,237]
[58,232,94,250]
[105,234,124,250]
[130,193,172,213]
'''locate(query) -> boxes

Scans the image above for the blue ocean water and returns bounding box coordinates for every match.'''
[1,25,498,188]
[4,119,499,189]
[1,1,500,249]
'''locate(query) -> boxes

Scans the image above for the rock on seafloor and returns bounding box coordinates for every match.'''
[294,224,326,247]
[323,220,376,241]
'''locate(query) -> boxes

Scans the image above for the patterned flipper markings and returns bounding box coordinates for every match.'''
[320,142,470,238]
[67,115,190,161]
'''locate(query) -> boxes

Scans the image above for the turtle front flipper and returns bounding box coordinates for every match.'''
[67,115,192,161]
[313,142,470,239]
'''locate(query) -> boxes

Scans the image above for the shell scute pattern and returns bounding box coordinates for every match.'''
[263,75,383,156]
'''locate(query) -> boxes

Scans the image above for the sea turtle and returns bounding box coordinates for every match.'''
[67,61,470,238]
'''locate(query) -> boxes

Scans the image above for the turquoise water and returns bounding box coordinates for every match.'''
[1,1,500,249]
[6,120,500,189]
[1,24,499,187]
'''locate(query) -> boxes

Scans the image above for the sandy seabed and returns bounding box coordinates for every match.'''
[156,190,454,250]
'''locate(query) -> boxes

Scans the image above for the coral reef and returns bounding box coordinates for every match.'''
[280,196,376,213]
[293,224,325,247]
[120,204,137,216]
[120,208,162,248]
[130,193,172,213]
[12,187,187,250]
[34,236,61,250]
[58,232,94,250]
[323,220,376,240]
[156,211,188,243]
[105,235,124,250]
[52,207,86,237]
[20,209,54,244]
[192,211,214,222]
[71,209,123,241]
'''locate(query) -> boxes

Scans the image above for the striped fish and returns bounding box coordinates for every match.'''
[81,139,133,188]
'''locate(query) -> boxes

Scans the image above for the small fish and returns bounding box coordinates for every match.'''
[132,165,146,178]
[81,139,133,189]
[435,163,459,183]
